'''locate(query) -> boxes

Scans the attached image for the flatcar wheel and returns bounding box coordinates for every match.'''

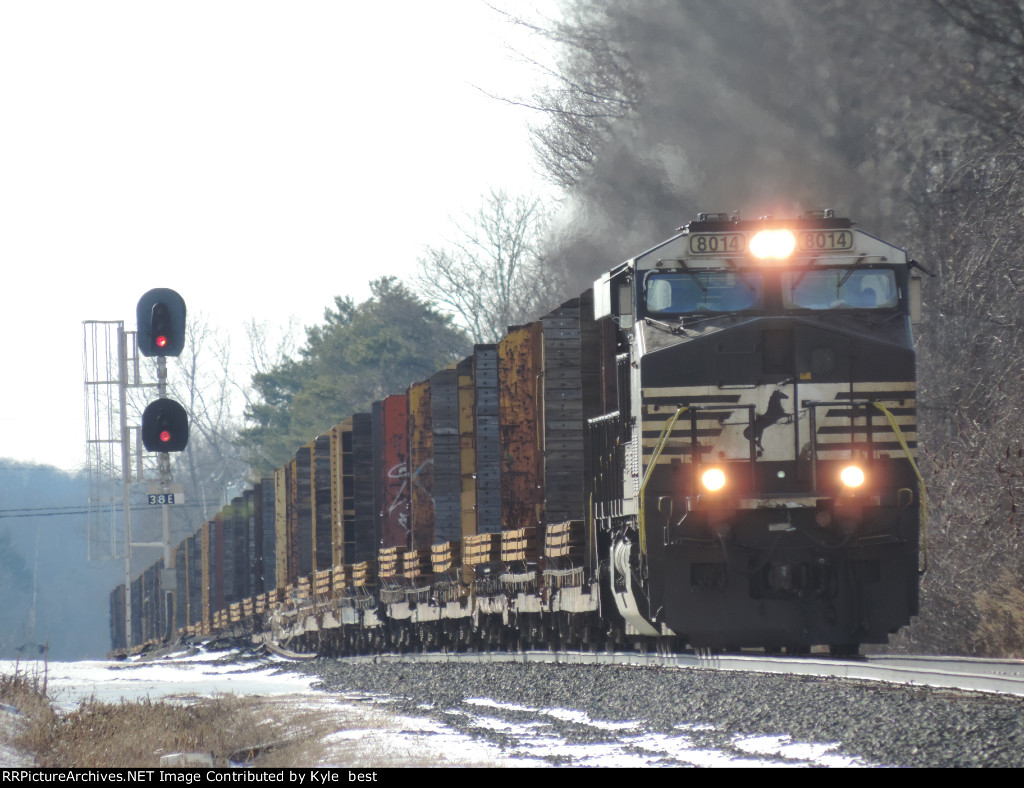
[486,618,501,650]
[519,616,532,650]
[607,622,625,650]
[456,622,472,652]
[525,616,539,650]
[563,615,581,650]
[656,637,677,656]
[550,621,563,652]
[581,615,602,652]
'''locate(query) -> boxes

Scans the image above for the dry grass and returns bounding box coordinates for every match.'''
[44,695,271,767]
[248,697,504,768]
[0,667,502,768]
[0,663,56,765]
[973,569,1024,658]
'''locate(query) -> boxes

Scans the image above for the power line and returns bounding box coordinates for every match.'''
[0,510,92,519]
[0,500,228,519]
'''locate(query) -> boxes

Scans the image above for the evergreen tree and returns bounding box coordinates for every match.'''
[239,277,470,475]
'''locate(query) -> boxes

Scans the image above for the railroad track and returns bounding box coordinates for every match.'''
[322,648,1024,698]
[289,645,1024,767]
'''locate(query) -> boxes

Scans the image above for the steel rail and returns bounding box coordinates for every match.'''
[332,649,1024,698]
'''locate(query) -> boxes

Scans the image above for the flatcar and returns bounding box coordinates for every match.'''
[113,210,924,657]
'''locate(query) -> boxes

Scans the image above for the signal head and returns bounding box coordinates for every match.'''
[141,398,189,452]
[137,288,186,357]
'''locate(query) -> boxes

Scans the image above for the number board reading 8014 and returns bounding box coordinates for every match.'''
[798,229,853,252]
[688,232,746,255]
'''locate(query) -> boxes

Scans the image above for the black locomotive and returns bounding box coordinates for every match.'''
[593,211,922,653]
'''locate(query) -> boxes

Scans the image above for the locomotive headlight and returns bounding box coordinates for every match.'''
[840,464,866,489]
[701,468,727,493]
[750,229,797,260]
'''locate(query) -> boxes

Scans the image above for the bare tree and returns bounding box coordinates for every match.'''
[898,150,1024,655]
[165,314,250,523]
[413,190,558,344]
[486,3,642,190]
[929,0,1024,144]
[238,316,301,411]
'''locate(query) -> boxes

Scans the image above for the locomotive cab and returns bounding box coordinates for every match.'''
[592,211,922,652]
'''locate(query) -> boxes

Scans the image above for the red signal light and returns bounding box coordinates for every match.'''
[138,290,185,358]
[141,399,188,452]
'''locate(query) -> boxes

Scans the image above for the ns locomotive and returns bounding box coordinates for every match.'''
[114,210,924,656]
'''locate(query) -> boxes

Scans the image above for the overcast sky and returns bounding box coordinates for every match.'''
[0,1,555,473]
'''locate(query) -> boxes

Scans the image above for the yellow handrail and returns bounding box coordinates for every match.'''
[638,406,688,554]
[872,401,928,573]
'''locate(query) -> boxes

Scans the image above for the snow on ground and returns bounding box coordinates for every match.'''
[24,655,318,710]
[0,651,869,767]
[0,703,34,767]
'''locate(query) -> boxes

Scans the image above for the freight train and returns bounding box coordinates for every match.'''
[112,210,925,657]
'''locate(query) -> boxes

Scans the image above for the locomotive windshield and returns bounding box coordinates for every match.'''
[783,268,898,310]
[645,270,761,315]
